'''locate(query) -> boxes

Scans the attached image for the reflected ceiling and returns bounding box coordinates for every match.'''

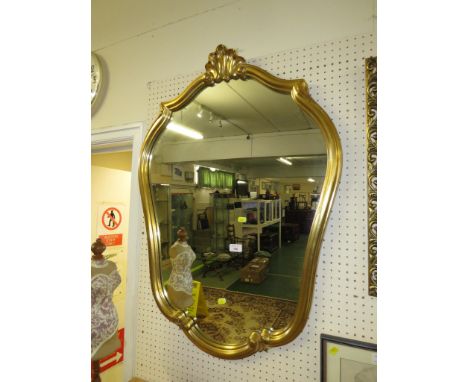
[169,80,319,142]
[196,155,326,172]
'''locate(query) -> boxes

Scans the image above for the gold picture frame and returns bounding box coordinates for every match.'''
[138,45,342,359]
[365,56,377,297]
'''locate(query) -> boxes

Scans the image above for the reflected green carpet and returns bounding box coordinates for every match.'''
[193,267,240,289]
[226,234,308,301]
[227,274,301,301]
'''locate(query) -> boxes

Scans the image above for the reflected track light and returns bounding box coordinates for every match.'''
[277,157,292,165]
[166,122,203,140]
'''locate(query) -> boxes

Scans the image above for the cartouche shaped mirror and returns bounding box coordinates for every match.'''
[139,45,342,359]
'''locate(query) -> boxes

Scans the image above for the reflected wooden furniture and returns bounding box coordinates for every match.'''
[285,208,315,234]
[201,249,244,281]
[240,257,270,284]
[281,223,300,243]
[212,196,230,252]
[259,231,279,253]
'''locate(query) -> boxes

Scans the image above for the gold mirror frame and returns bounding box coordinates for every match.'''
[139,45,342,359]
[365,56,377,297]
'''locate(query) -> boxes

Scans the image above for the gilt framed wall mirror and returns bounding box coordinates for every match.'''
[139,45,342,359]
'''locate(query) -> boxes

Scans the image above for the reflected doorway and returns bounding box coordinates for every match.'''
[91,150,132,382]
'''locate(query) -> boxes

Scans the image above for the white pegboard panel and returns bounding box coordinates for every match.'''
[136,33,376,382]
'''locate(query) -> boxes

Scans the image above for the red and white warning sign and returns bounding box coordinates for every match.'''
[96,204,125,247]
[99,233,123,247]
[92,328,125,374]
[101,207,122,231]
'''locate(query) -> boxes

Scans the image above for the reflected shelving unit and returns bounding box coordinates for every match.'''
[241,199,281,252]
[152,184,195,259]
[152,184,171,259]
[210,196,282,253]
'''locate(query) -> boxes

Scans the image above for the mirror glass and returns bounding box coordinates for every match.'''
[149,79,326,345]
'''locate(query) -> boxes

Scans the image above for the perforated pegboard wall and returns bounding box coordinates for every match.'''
[136,33,376,382]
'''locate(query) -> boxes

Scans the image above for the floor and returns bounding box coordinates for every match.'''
[161,234,307,301]
[193,265,240,289]
[195,234,308,301]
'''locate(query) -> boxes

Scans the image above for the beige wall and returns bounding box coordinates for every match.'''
[92,151,133,172]
[91,0,376,130]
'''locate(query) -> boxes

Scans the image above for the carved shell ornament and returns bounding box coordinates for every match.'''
[204,45,247,84]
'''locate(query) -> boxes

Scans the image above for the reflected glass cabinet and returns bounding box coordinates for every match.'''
[152,184,171,259]
[152,185,194,259]
[171,193,194,247]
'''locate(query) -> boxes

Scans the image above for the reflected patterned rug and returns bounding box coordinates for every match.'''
[196,287,297,344]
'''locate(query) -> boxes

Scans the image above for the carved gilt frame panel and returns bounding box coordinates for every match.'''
[365,56,377,297]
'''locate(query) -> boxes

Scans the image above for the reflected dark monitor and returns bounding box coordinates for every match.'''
[234,179,249,197]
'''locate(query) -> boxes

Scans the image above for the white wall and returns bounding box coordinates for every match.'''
[135,34,377,381]
[91,0,376,130]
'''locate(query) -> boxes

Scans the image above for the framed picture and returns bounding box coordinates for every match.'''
[172,165,184,181]
[185,171,194,182]
[261,181,272,191]
[292,183,301,190]
[321,334,377,382]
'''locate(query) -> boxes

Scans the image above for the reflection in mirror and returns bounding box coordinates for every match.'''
[149,80,326,345]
